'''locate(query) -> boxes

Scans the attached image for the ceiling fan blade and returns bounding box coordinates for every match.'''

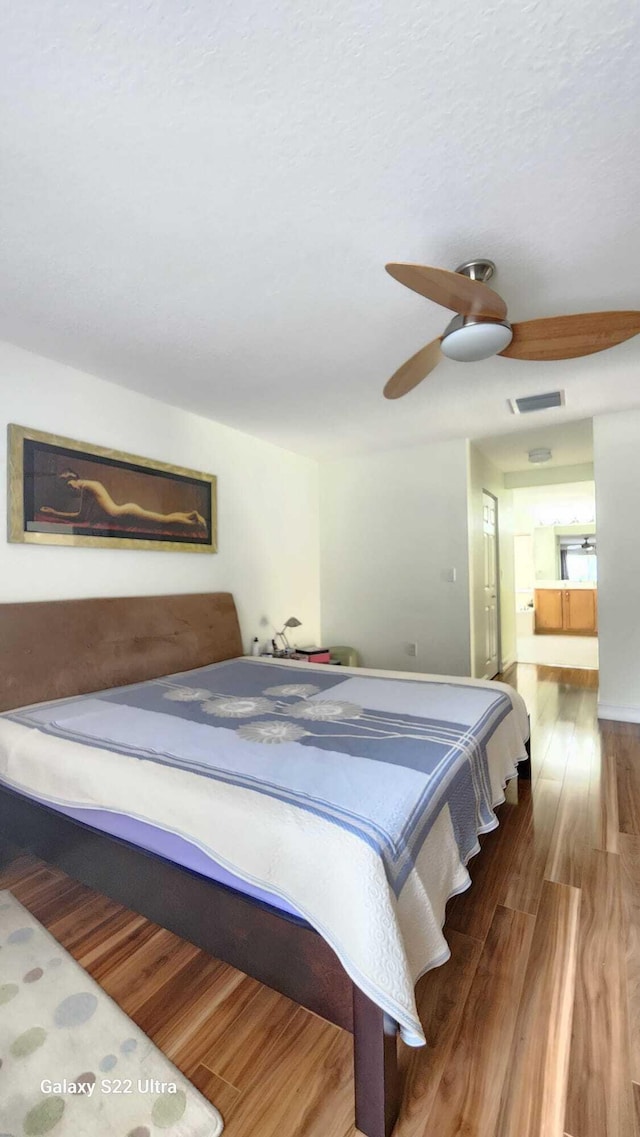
[385,263,507,319]
[500,311,640,361]
[383,338,442,400]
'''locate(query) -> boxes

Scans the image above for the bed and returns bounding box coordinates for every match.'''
[0,592,531,1137]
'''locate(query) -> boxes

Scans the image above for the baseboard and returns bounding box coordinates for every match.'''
[500,654,516,674]
[598,702,640,724]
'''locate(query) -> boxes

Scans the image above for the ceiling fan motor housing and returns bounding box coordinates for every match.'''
[454,259,497,283]
[440,314,514,362]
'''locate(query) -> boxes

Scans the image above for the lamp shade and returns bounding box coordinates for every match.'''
[284,616,302,629]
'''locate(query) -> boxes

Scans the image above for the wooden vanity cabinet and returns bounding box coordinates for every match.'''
[535,589,564,632]
[534,588,597,635]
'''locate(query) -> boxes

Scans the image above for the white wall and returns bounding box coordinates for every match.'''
[594,410,640,721]
[320,439,471,674]
[504,462,594,489]
[532,526,558,581]
[0,340,321,652]
[467,444,516,677]
[512,482,597,531]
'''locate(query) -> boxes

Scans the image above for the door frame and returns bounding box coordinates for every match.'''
[483,489,503,677]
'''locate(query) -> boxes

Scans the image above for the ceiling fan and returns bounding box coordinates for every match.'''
[384,259,640,399]
[566,536,596,551]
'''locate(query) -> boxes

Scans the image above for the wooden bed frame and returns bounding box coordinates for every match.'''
[0,592,531,1137]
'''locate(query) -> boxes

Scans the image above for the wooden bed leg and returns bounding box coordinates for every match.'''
[352,986,399,1137]
[519,717,532,780]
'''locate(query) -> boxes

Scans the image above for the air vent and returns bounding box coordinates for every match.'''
[509,390,565,414]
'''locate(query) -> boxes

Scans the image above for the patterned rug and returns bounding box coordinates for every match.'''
[0,891,223,1137]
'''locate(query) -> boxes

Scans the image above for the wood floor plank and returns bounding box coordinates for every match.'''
[592,722,622,854]
[620,834,640,1084]
[567,668,598,689]
[495,879,581,1137]
[84,915,168,978]
[8,876,92,924]
[396,930,483,1135]
[545,691,595,889]
[565,848,635,1137]
[164,971,264,1076]
[201,982,304,1086]
[72,909,149,969]
[98,927,204,1015]
[5,863,71,903]
[499,777,562,915]
[164,969,295,1080]
[200,982,301,1090]
[189,1064,241,1118]
[220,1010,354,1137]
[545,790,589,891]
[504,775,520,805]
[0,853,52,890]
[131,952,225,1036]
[133,954,296,1086]
[528,692,562,783]
[46,891,125,948]
[615,729,640,836]
[445,799,528,939]
[537,687,581,783]
[421,905,535,1137]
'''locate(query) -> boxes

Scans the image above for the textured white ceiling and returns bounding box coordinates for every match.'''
[1,1,640,458]
[476,418,594,472]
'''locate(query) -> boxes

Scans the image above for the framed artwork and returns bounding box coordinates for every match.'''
[7,424,217,553]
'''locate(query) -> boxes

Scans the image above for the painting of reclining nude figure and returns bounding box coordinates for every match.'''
[8,424,217,553]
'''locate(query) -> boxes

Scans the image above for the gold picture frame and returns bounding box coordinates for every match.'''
[8,424,217,554]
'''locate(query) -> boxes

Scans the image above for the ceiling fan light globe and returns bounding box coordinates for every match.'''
[440,318,513,362]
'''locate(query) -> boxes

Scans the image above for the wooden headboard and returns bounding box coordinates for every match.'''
[0,592,243,712]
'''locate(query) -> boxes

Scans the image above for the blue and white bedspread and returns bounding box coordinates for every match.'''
[0,657,529,1045]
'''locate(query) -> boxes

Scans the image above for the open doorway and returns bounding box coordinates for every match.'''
[512,479,597,668]
[471,418,597,674]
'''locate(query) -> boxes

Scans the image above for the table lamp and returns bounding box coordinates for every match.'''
[277,616,302,652]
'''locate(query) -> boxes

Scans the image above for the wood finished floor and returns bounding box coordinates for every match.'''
[1,663,638,1137]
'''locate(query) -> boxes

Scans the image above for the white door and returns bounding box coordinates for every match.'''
[482,491,500,678]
